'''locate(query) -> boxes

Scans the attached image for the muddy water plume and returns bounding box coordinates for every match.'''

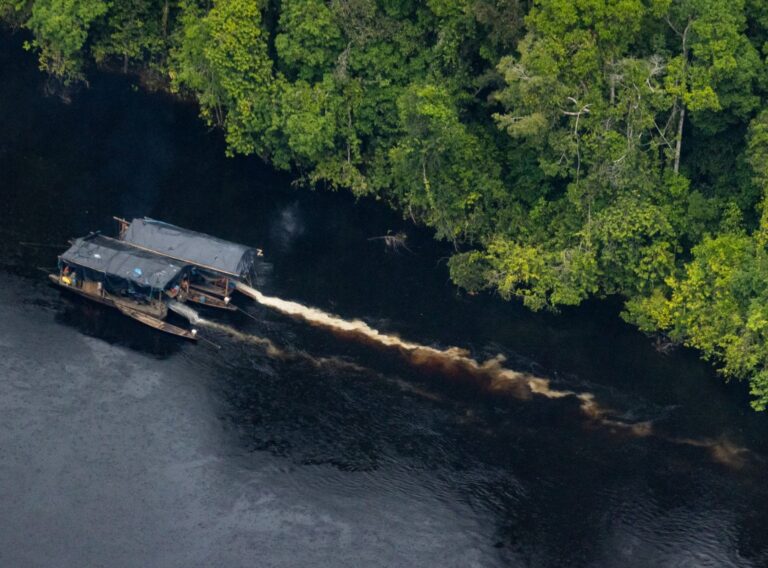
[168,301,366,372]
[236,285,631,421]
[173,295,757,469]
[234,285,765,468]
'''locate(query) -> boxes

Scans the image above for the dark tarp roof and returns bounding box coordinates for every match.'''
[61,235,187,290]
[122,218,255,277]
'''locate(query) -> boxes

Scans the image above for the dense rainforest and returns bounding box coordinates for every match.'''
[3,0,768,409]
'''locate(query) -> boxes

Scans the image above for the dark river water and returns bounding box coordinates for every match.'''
[2,34,768,567]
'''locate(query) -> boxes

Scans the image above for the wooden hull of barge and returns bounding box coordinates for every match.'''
[185,286,237,311]
[48,274,198,341]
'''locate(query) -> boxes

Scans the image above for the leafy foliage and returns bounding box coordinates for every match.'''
[91,0,166,72]
[24,0,107,83]
[170,0,275,156]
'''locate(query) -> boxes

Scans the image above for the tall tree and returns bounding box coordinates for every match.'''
[275,0,343,82]
[91,0,165,72]
[389,83,506,243]
[170,0,275,156]
[24,0,108,84]
[664,0,761,172]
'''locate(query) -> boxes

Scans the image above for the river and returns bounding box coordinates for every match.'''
[1,34,768,567]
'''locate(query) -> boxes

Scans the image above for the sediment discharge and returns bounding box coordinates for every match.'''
[235,284,626,420]
[168,301,366,370]
[173,289,754,469]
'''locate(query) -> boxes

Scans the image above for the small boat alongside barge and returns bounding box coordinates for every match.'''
[49,234,199,340]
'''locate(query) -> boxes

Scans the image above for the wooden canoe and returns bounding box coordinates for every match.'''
[114,304,198,340]
[49,274,198,340]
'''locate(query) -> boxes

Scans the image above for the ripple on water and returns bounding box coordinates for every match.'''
[595,482,750,567]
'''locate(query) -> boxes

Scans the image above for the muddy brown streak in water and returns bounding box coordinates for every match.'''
[169,301,369,373]
[234,284,758,469]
